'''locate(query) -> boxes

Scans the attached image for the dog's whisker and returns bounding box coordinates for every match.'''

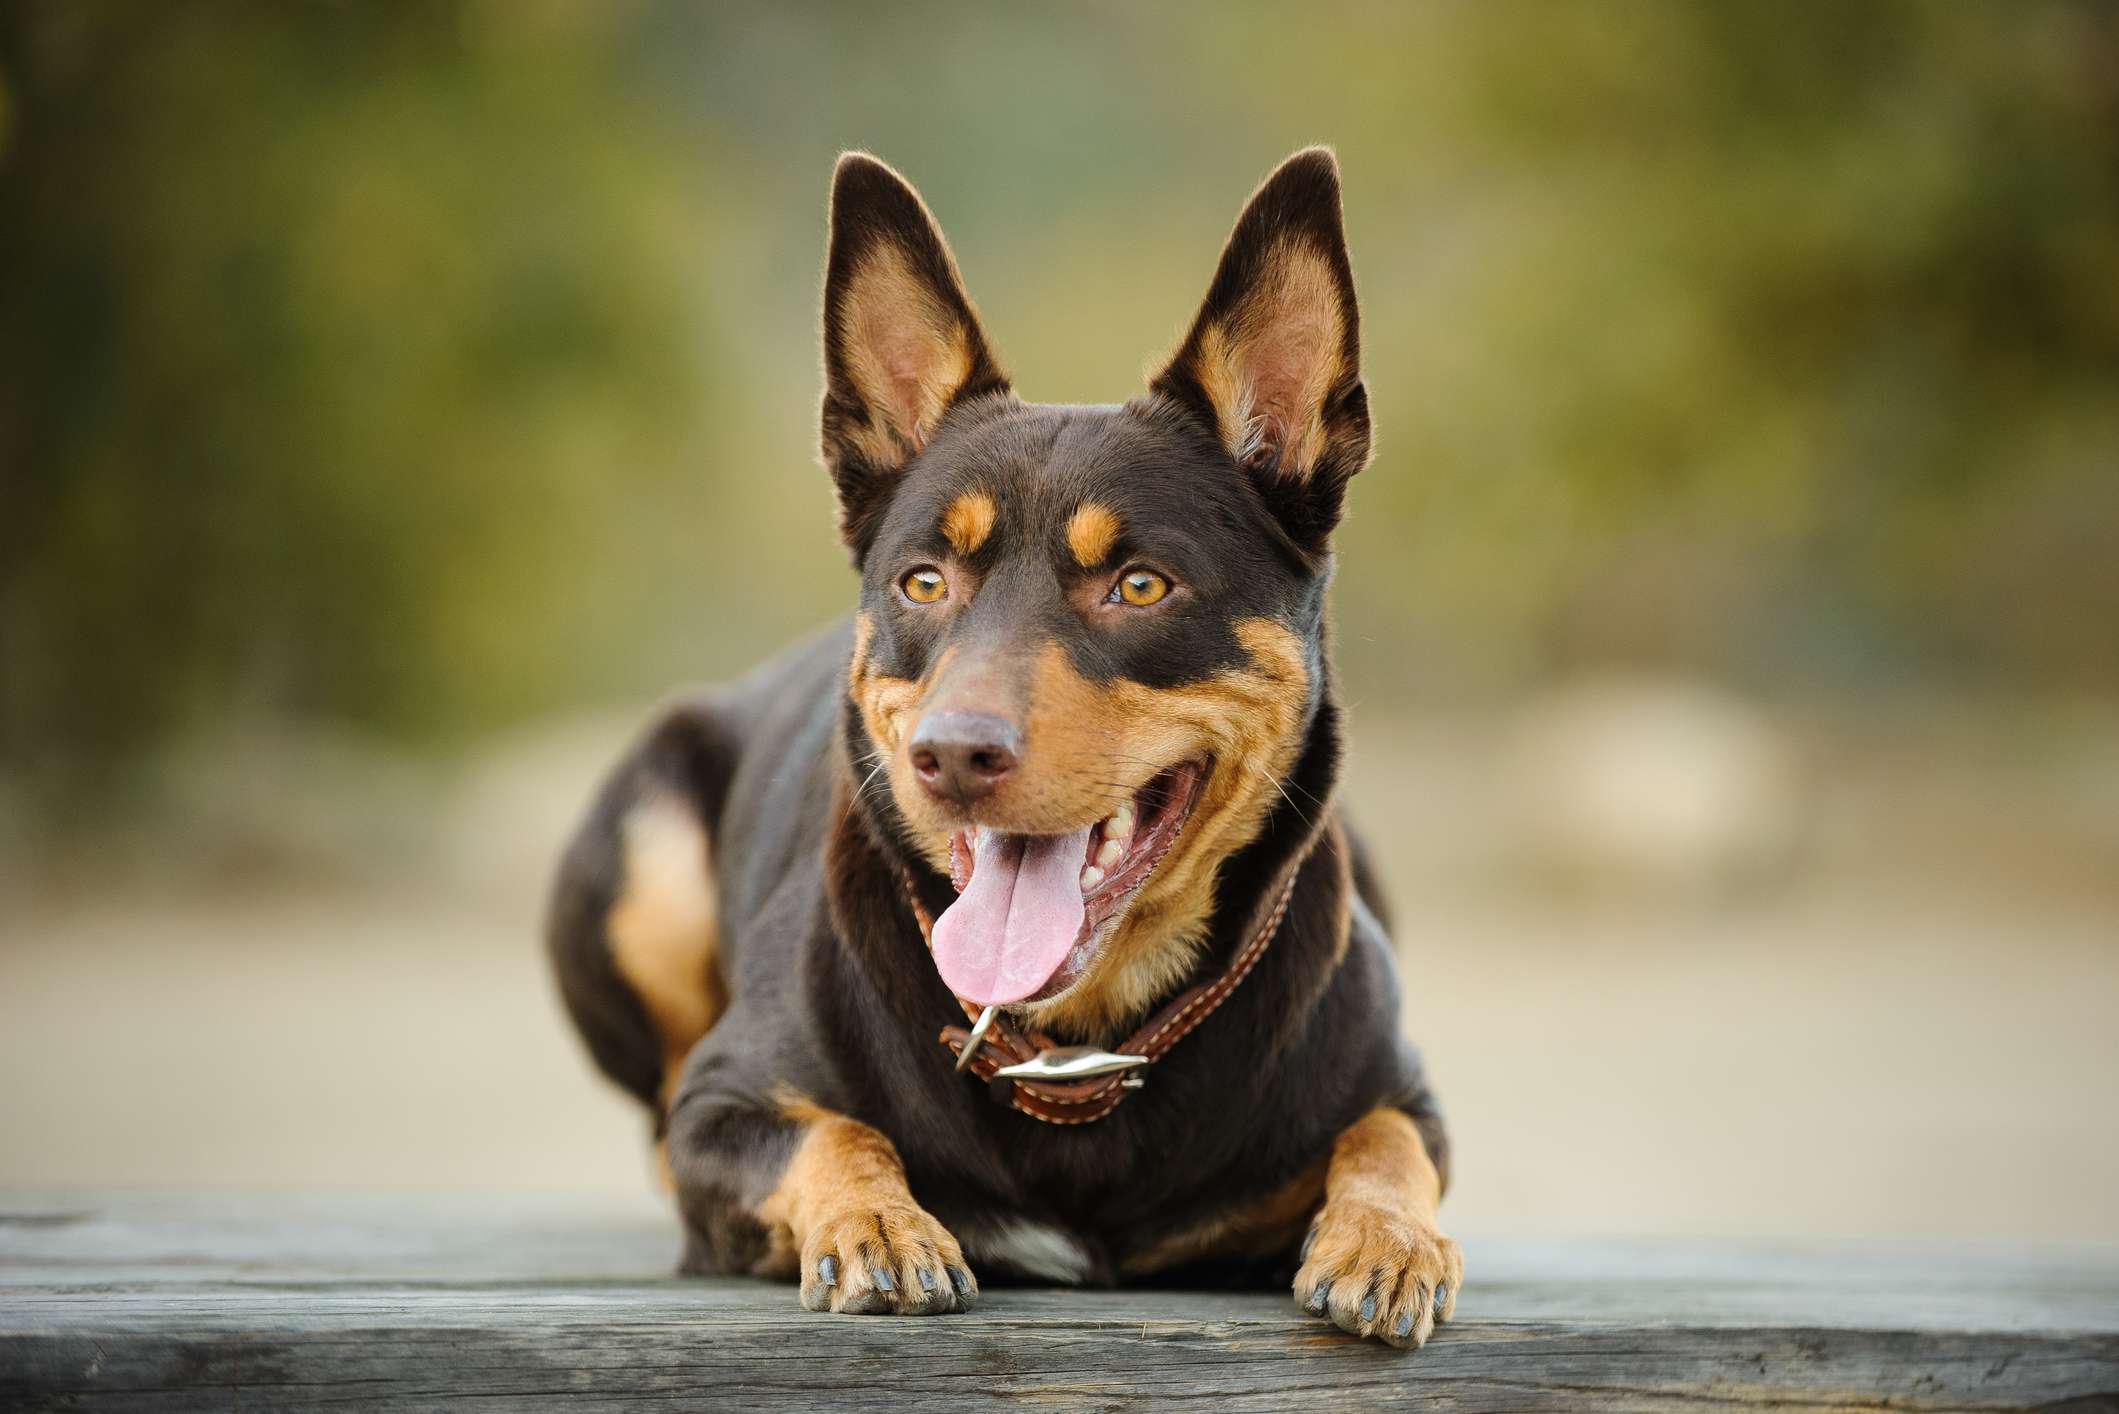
[1250,761,1311,827]
[843,759,892,821]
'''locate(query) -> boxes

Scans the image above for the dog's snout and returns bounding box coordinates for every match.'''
[909,710,1021,804]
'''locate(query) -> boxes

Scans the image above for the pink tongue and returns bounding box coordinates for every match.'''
[930,825,1093,1006]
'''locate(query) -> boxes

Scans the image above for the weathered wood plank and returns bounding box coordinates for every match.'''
[3,1193,2116,1412]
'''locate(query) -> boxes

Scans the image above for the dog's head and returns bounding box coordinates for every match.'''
[828,149,1370,1037]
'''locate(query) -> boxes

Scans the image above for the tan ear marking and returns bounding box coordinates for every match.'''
[838,243,978,464]
[1188,237,1346,476]
[1147,148,1368,536]
[1065,502,1122,568]
[941,490,997,556]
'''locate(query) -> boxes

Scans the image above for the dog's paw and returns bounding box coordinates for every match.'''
[1293,1200,1463,1349]
[798,1204,977,1315]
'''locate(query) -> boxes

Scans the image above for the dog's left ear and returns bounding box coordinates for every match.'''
[821,153,1010,557]
[1150,148,1370,555]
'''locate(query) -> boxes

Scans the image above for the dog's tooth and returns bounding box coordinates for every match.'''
[1079,865,1105,890]
[1095,838,1123,870]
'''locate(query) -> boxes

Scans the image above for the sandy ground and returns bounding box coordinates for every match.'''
[4,879,2115,1243]
[3,701,2116,1244]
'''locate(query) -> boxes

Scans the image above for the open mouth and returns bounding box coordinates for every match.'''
[928,759,1205,1008]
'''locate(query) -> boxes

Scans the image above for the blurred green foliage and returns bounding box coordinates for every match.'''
[4,2,2116,803]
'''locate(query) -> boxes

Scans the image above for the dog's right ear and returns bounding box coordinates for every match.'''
[820,154,1009,557]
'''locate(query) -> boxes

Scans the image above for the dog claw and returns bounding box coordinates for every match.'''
[1294,1201,1463,1349]
[801,1207,973,1316]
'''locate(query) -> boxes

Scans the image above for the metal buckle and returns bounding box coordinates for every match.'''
[993,1046,1151,1082]
[953,1005,1000,1073]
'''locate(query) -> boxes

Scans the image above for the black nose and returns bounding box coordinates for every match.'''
[909,710,1021,804]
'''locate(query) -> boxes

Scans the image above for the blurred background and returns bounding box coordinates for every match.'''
[3,3,2115,1244]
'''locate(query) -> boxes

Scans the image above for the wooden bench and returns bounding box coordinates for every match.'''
[3,1192,2115,1410]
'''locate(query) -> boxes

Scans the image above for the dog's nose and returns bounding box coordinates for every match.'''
[909,711,1021,804]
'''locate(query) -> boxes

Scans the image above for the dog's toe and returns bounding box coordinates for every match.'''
[797,1251,841,1312]
[799,1207,976,1316]
[1293,1200,1462,1350]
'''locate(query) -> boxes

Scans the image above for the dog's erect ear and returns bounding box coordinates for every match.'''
[1150,148,1370,554]
[820,154,1009,555]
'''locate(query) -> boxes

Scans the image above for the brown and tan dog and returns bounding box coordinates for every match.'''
[547,148,1461,1348]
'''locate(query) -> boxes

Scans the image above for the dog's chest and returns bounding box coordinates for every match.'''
[954,1214,1103,1285]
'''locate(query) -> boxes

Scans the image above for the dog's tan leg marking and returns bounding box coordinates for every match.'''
[759,1097,976,1315]
[1294,1108,1463,1349]
[607,793,728,1118]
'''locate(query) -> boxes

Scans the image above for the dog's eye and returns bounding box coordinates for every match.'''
[900,567,949,604]
[1113,569,1170,607]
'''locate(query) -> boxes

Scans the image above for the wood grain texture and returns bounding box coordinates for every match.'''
[3,1193,2117,1412]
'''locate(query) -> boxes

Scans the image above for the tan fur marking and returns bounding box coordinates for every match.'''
[653,1139,676,1194]
[849,610,922,753]
[1323,1108,1443,1224]
[1121,1162,1325,1276]
[759,1107,912,1236]
[1021,618,1311,1037]
[1187,239,1344,476]
[941,490,997,556]
[1065,502,1121,568]
[849,610,873,679]
[850,613,955,873]
[838,244,975,467]
[851,614,933,755]
[1294,1108,1463,1346]
[606,793,727,1110]
[881,616,1311,1039]
[758,1099,976,1312]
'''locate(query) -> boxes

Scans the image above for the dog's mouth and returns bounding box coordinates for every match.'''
[929,759,1205,1009]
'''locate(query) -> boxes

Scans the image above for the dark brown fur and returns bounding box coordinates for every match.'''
[546,149,1458,1347]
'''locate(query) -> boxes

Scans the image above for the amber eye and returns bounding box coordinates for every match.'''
[900,567,948,604]
[1114,569,1170,607]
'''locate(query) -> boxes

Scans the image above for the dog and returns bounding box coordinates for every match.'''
[546,147,1460,1348]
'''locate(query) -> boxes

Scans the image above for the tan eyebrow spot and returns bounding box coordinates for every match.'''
[1066,502,1121,568]
[940,490,997,556]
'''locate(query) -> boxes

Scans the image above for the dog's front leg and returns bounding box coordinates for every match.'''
[762,1099,978,1314]
[1294,1107,1463,1348]
[668,1084,977,1315]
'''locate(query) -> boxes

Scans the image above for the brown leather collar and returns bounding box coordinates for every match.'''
[901,860,1303,1126]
